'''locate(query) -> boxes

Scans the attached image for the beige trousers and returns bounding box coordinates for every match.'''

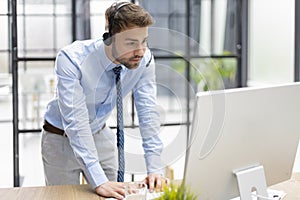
[41,126,118,185]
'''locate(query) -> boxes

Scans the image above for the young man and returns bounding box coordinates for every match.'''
[41,2,168,199]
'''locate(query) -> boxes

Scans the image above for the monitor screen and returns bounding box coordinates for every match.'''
[184,83,300,200]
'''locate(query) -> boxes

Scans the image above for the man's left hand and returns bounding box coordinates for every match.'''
[141,173,170,192]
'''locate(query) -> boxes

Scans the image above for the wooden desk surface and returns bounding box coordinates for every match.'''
[0,184,102,200]
[0,173,299,200]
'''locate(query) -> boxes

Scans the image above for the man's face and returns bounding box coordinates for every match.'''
[111,27,148,69]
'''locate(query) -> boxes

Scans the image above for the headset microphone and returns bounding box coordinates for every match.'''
[145,52,153,67]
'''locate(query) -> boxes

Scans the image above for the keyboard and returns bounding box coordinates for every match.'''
[147,190,164,199]
[126,190,164,200]
[106,190,164,200]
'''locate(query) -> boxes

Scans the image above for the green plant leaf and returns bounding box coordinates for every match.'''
[155,183,198,200]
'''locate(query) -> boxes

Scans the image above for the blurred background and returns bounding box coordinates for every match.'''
[0,0,299,187]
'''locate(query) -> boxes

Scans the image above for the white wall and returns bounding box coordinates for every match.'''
[248,0,295,85]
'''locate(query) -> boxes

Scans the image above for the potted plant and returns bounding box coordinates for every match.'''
[155,183,198,200]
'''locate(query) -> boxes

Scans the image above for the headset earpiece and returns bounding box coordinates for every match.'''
[103,32,112,46]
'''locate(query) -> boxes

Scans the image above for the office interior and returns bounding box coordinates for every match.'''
[0,0,299,188]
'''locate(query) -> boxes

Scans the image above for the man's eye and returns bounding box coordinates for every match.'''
[126,42,136,46]
[142,41,148,46]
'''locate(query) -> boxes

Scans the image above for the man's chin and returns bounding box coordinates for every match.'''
[125,62,140,70]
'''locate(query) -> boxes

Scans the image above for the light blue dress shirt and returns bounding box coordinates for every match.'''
[44,38,163,188]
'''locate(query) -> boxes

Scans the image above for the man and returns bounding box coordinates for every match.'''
[41,2,168,199]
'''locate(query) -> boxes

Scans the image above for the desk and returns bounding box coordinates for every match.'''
[0,184,101,200]
[0,173,299,200]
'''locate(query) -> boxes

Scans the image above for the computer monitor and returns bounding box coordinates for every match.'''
[184,83,300,200]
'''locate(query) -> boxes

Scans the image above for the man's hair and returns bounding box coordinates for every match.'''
[105,2,154,35]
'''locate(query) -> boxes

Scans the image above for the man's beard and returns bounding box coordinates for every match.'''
[112,43,142,69]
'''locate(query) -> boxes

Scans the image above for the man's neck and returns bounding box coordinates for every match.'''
[104,45,119,64]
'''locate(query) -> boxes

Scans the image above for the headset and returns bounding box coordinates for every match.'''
[102,2,152,67]
[103,2,130,46]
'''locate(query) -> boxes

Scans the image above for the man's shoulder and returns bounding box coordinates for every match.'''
[60,39,102,55]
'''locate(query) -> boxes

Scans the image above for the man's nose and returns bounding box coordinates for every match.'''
[134,44,146,56]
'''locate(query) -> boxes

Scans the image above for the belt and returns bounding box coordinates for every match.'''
[43,120,65,136]
[43,120,106,137]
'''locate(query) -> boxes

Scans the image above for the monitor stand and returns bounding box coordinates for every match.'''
[232,165,286,200]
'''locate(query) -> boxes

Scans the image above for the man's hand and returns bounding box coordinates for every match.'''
[95,181,126,200]
[141,173,170,192]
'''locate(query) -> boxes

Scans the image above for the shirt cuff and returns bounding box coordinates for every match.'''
[84,162,109,189]
[145,153,164,175]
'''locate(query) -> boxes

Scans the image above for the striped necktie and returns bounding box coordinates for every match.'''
[113,65,125,182]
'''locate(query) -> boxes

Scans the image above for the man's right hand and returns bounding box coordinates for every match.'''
[95,181,126,199]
